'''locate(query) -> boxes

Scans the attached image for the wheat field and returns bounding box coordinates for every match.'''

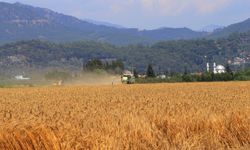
[0,82,249,149]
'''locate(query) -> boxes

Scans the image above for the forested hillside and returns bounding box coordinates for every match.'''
[0,2,207,45]
[1,31,250,75]
[210,18,250,38]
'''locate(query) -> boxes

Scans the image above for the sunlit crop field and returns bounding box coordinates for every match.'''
[0,82,249,149]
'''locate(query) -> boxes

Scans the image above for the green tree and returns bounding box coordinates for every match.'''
[184,66,188,75]
[182,74,193,82]
[201,72,213,81]
[133,69,139,78]
[225,63,232,74]
[85,59,104,71]
[45,70,71,81]
[146,64,155,78]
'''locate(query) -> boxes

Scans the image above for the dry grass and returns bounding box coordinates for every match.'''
[0,82,249,149]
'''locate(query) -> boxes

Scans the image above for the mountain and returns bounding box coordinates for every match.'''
[0,2,207,45]
[141,27,206,42]
[0,40,217,74]
[199,25,224,33]
[210,18,250,38]
[84,19,124,28]
[1,31,250,75]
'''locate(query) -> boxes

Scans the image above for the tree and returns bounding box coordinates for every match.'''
[133,68,139,78]
[45,70,71,81]
[85,59,104,71]
[111,60,125,74]
[184,66,188,75]
[225,63,233,74]
[114,60,125,70]
[201,72,212,81]
[146,64,155,78]
[225,63,234,80]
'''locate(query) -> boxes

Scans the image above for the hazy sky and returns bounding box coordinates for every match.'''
[2,0,250,30]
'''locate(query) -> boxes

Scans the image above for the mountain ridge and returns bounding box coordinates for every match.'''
[0,2,208,45]
[199,25,224,33]
[1,2,250,45]
[1,30,250,74]
[210,18,250,38]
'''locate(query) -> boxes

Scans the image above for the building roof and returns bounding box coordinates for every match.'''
[216,65,225,70]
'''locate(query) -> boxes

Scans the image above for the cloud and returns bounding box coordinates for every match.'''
[2,0,233,16]
[139,0,232,16]
[82,0,232,17]
[139,0,186,15]
[195,0,232,13]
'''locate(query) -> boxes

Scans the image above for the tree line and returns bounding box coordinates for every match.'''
[84,59,124,74]
[1,30,250,74]
[135,63,250,83]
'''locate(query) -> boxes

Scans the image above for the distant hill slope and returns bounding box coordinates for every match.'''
[1,31,250,74]
[0,2,207,45]
[84,19,124,28]
[210,18,250,38]
[199,25,224,32]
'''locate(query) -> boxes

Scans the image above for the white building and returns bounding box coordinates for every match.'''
[15,75,30,80]
[213,63,226,74]
[157,74,166,79]
[206,62,226,74]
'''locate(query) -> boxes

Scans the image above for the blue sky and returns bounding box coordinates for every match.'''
[2,0,250,30]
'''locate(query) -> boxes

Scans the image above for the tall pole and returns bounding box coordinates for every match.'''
[204,55,208,72]
[243,50,246,71]
[207,63,210,72]
[131,63,134,75]
[213,62,217,74]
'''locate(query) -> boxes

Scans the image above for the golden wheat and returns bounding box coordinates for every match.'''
[0,82,249,149]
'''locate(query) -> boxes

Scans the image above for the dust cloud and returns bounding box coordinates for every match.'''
[65,73,122,86]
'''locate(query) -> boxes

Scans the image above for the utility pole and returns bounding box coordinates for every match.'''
[243,50,246,71]
[130,63,134,75]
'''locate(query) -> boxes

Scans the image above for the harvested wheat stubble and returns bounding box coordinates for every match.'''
[0,82,249,149]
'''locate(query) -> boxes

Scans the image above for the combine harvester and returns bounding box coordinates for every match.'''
[53,80,63,86]
[121,70,135,84]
